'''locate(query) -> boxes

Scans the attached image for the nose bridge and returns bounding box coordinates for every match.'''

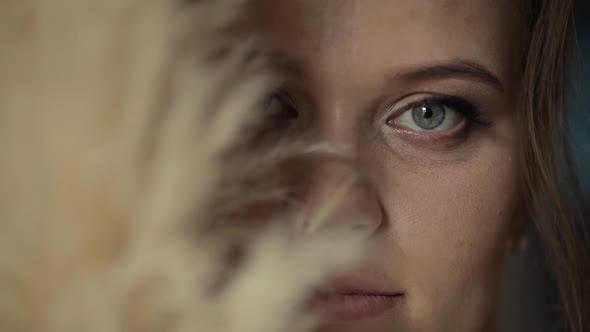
[304,154,383,234]
[307,64,373,148]
[300,57,382,234]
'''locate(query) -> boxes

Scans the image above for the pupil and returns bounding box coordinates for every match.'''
[422,107,433,119]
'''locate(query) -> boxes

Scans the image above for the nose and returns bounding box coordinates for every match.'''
[302,155,384,236]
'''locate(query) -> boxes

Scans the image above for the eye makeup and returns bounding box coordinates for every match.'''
[381,92,494,148]
[386,93,493,130]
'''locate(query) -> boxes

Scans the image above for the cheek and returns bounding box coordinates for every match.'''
[374,141,519,326]
[394,156,518,257]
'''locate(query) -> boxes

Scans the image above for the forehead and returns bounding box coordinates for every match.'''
[252,0,524,87]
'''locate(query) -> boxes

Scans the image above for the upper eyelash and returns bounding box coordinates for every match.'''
[400,95,494,128]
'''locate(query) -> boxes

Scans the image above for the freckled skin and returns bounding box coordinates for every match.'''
[252,1,525,331]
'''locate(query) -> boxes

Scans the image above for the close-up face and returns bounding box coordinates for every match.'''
[252,1,526,331]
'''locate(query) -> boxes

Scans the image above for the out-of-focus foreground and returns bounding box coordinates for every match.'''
[0,1,365,332]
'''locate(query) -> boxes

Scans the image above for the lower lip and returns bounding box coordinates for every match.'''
[312,293,403,322]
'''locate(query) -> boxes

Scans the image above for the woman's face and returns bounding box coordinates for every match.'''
[253,1,525,331]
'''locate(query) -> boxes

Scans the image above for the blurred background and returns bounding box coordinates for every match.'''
[498,1,590,331]
[571,1,590,197]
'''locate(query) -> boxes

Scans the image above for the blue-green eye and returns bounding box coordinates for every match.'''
[411,104,446,130]
[389,95,493,132]
[396,102,461,131]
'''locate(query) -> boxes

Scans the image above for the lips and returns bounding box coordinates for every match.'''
[310,275,404,323]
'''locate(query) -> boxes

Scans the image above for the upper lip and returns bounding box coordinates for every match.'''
[318,273,403,297]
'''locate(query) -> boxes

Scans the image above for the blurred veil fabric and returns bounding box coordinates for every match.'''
[0,1,366,331]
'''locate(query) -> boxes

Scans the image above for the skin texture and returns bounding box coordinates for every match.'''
[252,1,526,331]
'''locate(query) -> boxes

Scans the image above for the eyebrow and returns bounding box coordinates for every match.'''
[390,60,505,92]
[268,54,505,93]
